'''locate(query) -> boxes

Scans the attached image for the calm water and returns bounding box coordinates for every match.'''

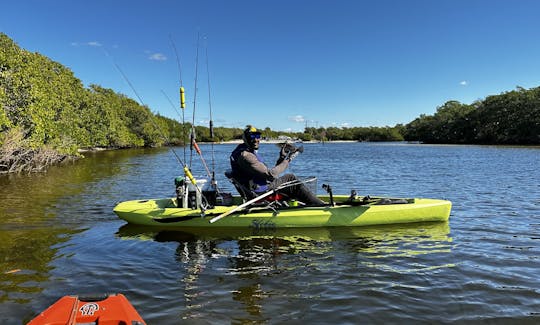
[1,142,539,324]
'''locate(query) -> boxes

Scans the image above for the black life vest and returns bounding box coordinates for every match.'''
[230,144,268,193]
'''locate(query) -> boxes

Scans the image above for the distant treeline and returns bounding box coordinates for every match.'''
[195,87,540,145]
[1,32,539,173]
[403,87,540,144]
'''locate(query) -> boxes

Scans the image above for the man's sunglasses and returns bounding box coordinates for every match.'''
[250,133,261,139]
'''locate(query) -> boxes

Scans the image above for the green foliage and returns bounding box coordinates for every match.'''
[213,126,243,142]
[155,114,184,145]
[404,101,474,143]
[1,33,186,171]
[1,34,90,152]
[0,33,174,156]
[303,126,404,142]
[404,88,540,144]
[0,89,10,135]
[86,85,145,148]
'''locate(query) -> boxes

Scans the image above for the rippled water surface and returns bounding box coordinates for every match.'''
[1,143,539,324]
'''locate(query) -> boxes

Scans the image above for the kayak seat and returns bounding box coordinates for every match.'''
[224,170,288,205]
[224,170,256,202]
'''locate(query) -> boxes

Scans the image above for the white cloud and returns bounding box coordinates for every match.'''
[288,115,305,123]
[70,41,102,47]
[149,53,167,61]
[460,80,468,86]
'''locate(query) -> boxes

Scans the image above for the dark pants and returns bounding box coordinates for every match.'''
[269,173,326,206]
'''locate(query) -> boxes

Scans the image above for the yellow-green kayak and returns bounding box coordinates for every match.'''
[113,195,451,228]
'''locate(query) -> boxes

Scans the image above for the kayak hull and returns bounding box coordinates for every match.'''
[28,293,145,325]
[113,195,451,228]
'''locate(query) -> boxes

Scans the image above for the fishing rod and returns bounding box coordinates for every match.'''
[169,34,220,211]
[205,39,217,190]
[161,90,179,116]
[110,53,207,212]
[189,32,200,168]
[111,61,184,164]
[169,35,187,165]
[161,89,212,186]
[170,35,221,197]
[185,34,217,186]
[160,89,187,145]
[190,139,213,177]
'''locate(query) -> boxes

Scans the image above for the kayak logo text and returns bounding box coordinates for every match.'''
[80,302,99,316]
[250,220,276,232]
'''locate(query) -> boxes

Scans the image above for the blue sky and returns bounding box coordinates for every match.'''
[2,0,540,132]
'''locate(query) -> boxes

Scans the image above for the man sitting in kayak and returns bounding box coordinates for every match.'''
[229,125,326,206]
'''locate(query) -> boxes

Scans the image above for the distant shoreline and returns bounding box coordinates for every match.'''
[77,140,540,153]
[76,140,360,153]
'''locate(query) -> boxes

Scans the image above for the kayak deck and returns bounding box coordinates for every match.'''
[28,293,145,325]
[113,195,452,228]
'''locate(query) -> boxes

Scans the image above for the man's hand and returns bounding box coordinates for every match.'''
[288,151,300,162]
[280,146,288,160]
[276,146,288,165]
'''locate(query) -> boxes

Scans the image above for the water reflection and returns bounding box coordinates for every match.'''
[0,148,161,319]
[0,227,82,305]
[117,222,452,258]
[116,222,453,321]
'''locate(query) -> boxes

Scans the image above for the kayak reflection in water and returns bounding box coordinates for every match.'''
[228,125,326,206]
